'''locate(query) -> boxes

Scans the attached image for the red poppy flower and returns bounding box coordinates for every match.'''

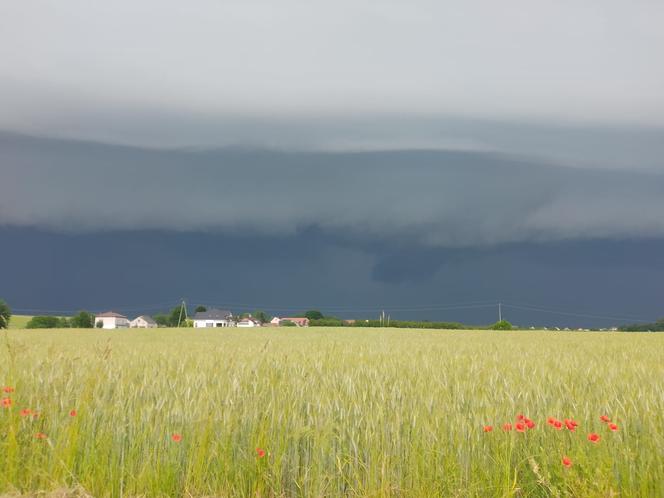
[69,409,77,417]
[19,408,32,417]
[587,433,601,443]
[2,386,14,393]
[547,417,556,426]
[553,420,563,430]
[515,422,526,432]
[564,419,576,431]
[600,415,610,423]
[35,433,48,439]
[483,425,493,432]
[502,423,512,431]
[256,447,266,458]
[516,413,525,421]
[562,456,572,468]
[525,418,535,429]
[608,423,618,432]
[1,397,12,408]
[171,433,182,442]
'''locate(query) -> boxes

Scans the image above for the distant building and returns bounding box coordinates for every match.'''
[193,308,235,328]
[237,316,262,328]
[271,316,310,327]
[130,315,157,328]
[95,311,130,329]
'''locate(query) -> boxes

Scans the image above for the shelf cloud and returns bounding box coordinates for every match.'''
[2,132,664,248]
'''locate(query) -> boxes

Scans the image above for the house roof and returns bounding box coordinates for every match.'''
[96,311,128,319]
[133,315,156,324]
[193,308,233,320]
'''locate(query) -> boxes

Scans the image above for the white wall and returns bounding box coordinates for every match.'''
[95,316,130,329]
[193,319,235,328]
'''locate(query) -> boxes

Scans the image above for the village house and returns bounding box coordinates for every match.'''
[193,308,235,328]
[130,315,157,328]
[270,316,310,327]
[237,315,262,327]
[95,311,130,329]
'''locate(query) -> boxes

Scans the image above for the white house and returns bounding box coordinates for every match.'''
[237,316,262,327]
[130,315,157,328]
[95,311,130,329]
[193,308,235,328]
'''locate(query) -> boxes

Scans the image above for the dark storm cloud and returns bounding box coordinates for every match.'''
[2,132,664,247]
[2,226,664,328]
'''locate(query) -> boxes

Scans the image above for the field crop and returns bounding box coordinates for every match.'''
[7,316,32,330]
[1,327,663,497]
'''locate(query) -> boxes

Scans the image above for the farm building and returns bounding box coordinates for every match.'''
[130,315,157,328]
[237,316,262,327]
[193,308,235,328]
[95,311,130,329]
[271,316,310,327]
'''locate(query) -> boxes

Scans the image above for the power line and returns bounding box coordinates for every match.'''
[501,302,650,323]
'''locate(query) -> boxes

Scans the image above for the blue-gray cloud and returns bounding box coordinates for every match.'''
[2,132,664,247]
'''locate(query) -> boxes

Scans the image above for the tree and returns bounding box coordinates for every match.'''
[194,305,207,313]
[491,320,513,330]
[280,320,297,327]
[168,305,187,327]
[252,310,270,324]
[0,300,10,329]
[70,311,94,328]
[303,310,324,320]
[153,314,170,327]
[96,320,104,328]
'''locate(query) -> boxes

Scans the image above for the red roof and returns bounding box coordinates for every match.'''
[96,311,128,318]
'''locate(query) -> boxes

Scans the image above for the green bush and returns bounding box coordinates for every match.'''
[310,318,345,327]
[0,299,10,329]
[491,320,513,330]
[26,316,69,329]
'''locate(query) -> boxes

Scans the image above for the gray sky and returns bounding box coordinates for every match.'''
[2,2,664,324]
[1,0,663,151]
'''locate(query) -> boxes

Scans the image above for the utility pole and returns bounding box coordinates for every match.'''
[498,302,502,322]
[177,298,187,327]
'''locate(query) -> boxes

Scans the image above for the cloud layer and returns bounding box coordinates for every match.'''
[2,133,664,247]
[1,0,663,139]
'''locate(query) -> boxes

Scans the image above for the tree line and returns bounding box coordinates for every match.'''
[619,319,664,332]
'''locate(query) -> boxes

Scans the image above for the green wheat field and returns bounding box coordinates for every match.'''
[1,327,663,497]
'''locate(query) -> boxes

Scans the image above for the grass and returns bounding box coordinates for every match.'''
[7,316,32,330]
[1,327,663,497]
